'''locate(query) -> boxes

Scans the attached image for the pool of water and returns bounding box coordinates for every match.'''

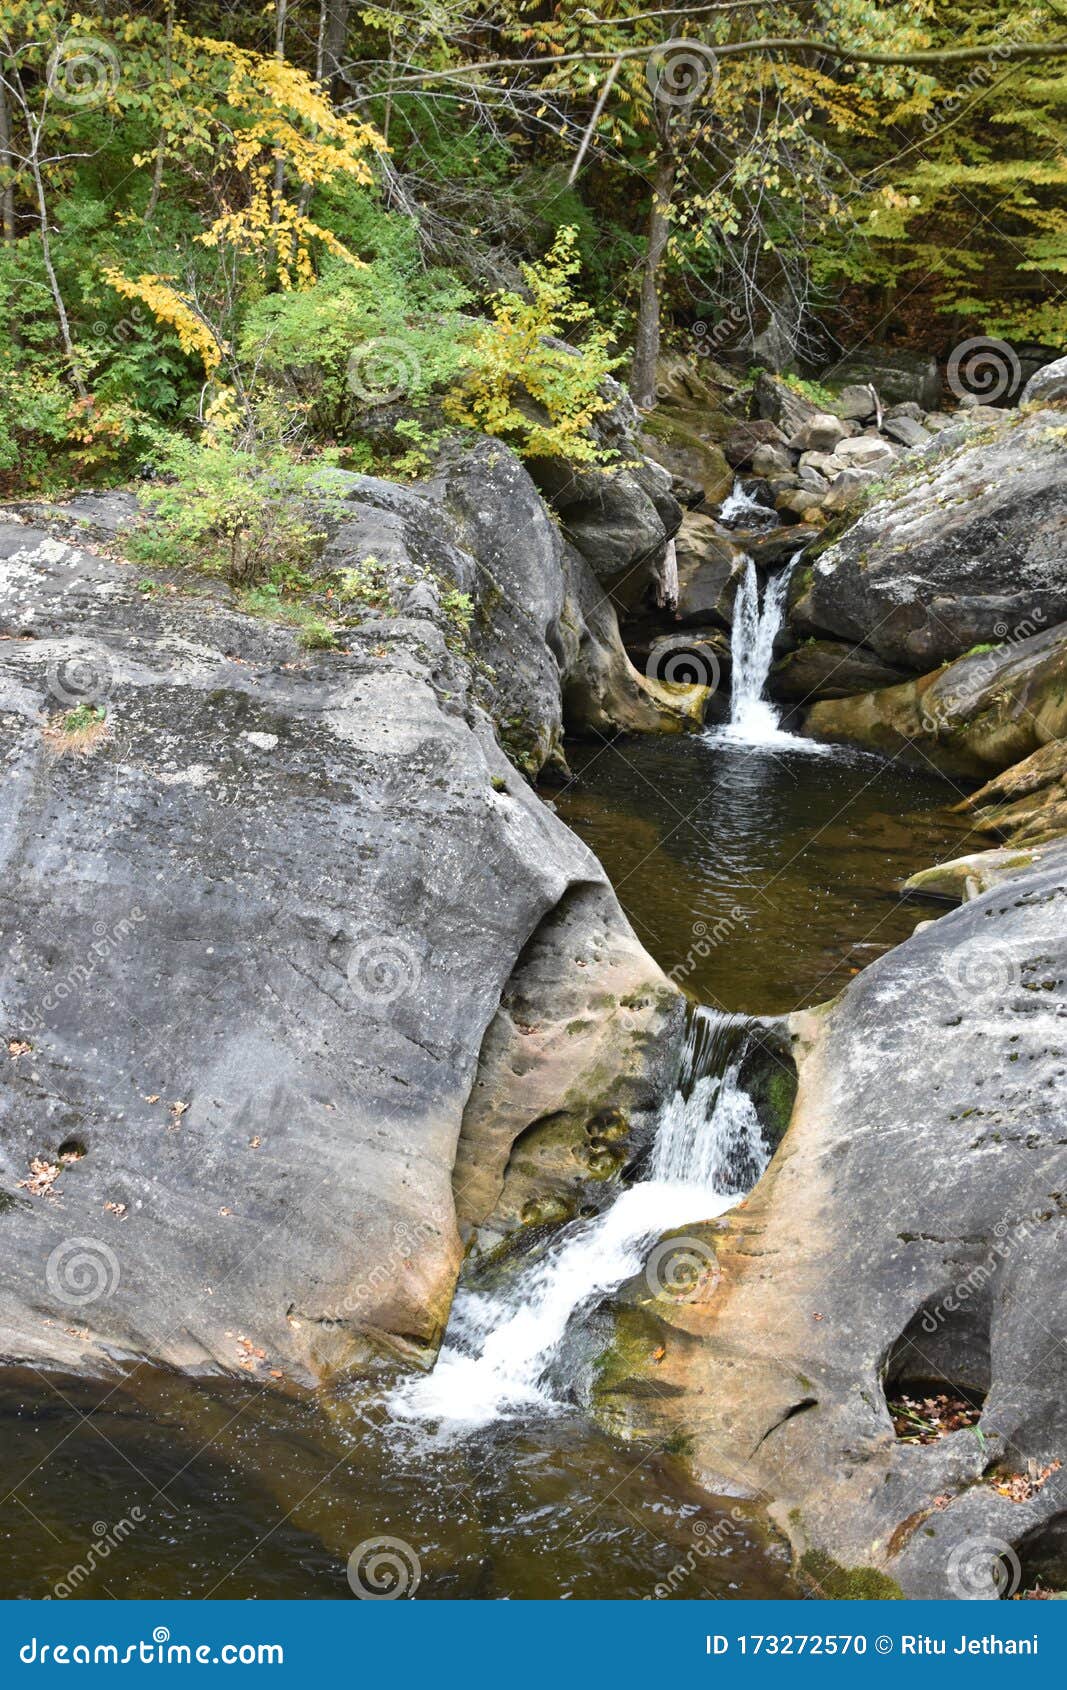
[0,1370,795,1599]
[554,734,975,1015]
[0,730,979,1600]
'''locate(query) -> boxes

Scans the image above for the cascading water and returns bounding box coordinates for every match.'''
[717,481,778,531]
[390,1012,768,1432]
[711,557,832,754]
[726,557,793,741]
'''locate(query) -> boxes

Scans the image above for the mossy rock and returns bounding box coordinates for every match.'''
[800,1548,904,1601]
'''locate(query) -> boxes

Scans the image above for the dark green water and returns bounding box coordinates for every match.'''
[0,735,972,1599]
[554,736,974,1015]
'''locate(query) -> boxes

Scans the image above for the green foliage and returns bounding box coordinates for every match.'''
[440,588,474,636]
[62,705,106,735]
[129,435,331,588]
[337,555,395,610]
[240,212,472,440]
[444,227,623,464]
[782,372,839,410]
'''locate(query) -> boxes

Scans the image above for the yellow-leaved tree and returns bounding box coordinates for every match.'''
[99,20,385,433]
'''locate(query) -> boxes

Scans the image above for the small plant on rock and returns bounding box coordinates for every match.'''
[130,435,332,588]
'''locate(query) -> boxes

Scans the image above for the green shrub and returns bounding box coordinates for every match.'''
[130,435,333,588]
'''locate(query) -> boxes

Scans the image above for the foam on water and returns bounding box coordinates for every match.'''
[710,557,833,755]
[389,1014,767,1433]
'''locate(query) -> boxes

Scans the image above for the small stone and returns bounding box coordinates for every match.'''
[882,415,931,449]
[836,384,878,421]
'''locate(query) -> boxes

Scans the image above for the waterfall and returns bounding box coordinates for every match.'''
[389,1012,768,1432]
[709,557,831,754]
[724,557,794,742]
[717,480,777,530]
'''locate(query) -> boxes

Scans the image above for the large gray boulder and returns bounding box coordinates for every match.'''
[529,382,684,613]
[791,409,1067,668]
[597,847,1067,1599]
[1021,353,1067,407]
[824,349,942,411]
[0,469,687,1385]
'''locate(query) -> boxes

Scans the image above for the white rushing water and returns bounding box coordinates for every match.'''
[710,557,833,754]
[716,481,778,530]
[390,1014,768,1432]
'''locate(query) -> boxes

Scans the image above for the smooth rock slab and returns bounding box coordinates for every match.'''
[0,514,684,1385]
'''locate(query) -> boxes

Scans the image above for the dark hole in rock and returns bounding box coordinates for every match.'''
[883,1296,991,1439]
[1013,1512,1067,1598]
[57,1138,87,1161]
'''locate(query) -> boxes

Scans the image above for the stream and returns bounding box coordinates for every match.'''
[0,540,976,1599]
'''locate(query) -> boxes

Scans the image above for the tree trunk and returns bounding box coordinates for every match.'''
[629,147,675,411]
[318,0,351,100]
[272,0,289,219]
[144,0,175,224]
[0,78,14,241]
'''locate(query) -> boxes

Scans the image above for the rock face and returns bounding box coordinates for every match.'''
[0,449,689,1385]
[954,738,1067,849]
[769,638,911,703]
[599,849,1067,1599]
[672,512,743,628]
[1021,353,1067,407]
[803,619,1067,778]
[824,349,942,410]
[530,385,684,614]
[790,410,1067,669]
